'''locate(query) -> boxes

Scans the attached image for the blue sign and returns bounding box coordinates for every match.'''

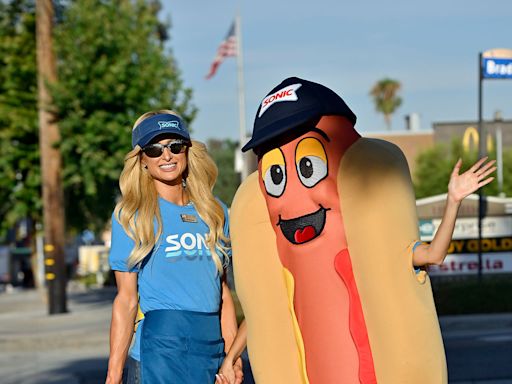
[419,219,434,237]
[482,58,512,79]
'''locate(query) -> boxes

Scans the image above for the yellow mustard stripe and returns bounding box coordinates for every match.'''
[295,138,326,165]
[261,148,285,179]
[283,267,310,384]
[134,297,144,332]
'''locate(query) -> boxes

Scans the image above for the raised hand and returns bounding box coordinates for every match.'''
[448,157,496,203]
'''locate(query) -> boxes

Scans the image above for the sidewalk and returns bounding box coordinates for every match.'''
[0,284,115,384]
[0,286,511,384]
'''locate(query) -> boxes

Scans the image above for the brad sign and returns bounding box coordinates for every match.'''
[483,58,512,79]
[482,48,512,79]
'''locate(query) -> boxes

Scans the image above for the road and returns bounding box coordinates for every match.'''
[441,313,512,383]
[0,286,510,383]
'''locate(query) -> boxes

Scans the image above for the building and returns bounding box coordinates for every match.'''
[417,194,512,276]
[366,113,512,179]
[433,118,512,152]
[364,130,434,177]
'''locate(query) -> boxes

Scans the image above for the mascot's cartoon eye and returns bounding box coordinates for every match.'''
[297,156,327,187]
[264,164,287,197]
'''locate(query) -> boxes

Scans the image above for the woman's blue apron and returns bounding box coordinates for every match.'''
[140,309,225,383]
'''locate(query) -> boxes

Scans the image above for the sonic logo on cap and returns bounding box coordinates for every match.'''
[158,121,180,130]
[259,83,302,118]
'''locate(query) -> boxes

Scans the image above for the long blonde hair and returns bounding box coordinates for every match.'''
[114,110,230,274]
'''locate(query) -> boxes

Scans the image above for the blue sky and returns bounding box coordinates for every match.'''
[161,0,512,143]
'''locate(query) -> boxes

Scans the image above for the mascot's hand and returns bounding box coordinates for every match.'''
[448,157,496,203]
[233,357,244,383]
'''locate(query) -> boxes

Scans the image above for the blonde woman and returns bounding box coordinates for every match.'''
[105,110,240,384]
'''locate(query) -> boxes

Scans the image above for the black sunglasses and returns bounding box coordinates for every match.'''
[142,140,188,158]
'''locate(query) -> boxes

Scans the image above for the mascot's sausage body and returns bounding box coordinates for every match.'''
[256,116,375,383]
[231,77,447,384]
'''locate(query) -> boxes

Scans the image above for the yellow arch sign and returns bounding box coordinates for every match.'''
[462,126,494,152]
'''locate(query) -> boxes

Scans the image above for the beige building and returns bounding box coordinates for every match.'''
[417,193,512,219]
[364,130,434,178]
[433,119,512,151]
[365,116,512,179]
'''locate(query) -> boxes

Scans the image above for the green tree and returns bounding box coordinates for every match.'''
[370,78,402,130]
[207,139,240,206]
[0,0,197,234]
[500,150,512,196]
[53,0,196,231]
[414,140,503,198]
[0,0,41,236]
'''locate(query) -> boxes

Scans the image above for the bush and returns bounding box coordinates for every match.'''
[431,274,512,315]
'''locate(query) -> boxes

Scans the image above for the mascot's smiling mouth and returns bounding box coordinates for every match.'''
[277,206,330,244]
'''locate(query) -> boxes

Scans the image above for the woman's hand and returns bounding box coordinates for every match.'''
[215,373,230,384]
[448,157,496,204]
[216,358,235,384]
[216,357,243,384]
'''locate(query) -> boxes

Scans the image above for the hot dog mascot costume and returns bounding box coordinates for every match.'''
[230,77,447,383]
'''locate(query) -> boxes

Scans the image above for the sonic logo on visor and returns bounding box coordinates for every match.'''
[158,121,180,129]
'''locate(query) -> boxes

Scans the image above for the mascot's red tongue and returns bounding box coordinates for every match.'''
[294,226,316,243]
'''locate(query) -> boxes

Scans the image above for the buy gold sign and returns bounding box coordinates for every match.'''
[447,237,512,254]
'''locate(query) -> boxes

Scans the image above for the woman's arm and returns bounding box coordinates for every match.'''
[105,271,138,384]
[413,157,496,267]
[218,277,243,384]
[223,320,247,364]
[220,279,238,350]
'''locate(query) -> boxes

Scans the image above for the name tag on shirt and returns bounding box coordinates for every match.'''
[180,214,198,223]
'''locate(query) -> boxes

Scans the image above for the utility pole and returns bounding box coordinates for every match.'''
[36,0,67,314]
[477,52,484,282]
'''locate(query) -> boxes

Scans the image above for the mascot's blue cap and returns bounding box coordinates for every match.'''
[243,77,356,152]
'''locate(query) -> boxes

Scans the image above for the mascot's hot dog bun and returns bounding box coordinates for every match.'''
[339,137,447,383]
[231,172,306,383]
[231,77,447,383]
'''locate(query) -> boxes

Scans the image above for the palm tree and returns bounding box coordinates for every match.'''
[370,78,402,130]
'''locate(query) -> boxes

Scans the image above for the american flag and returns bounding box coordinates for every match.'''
[206,22,237,79]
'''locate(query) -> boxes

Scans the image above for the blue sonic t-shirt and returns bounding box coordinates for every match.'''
[108,197,230,360]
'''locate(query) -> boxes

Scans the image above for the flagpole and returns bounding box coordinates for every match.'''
[235,12,248,180]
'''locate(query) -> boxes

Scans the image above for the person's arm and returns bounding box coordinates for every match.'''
[105,271,138,384]
[216,320,247,384]
[413,157,496,267]
[220,278,238,349]
[219,277,243,384]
